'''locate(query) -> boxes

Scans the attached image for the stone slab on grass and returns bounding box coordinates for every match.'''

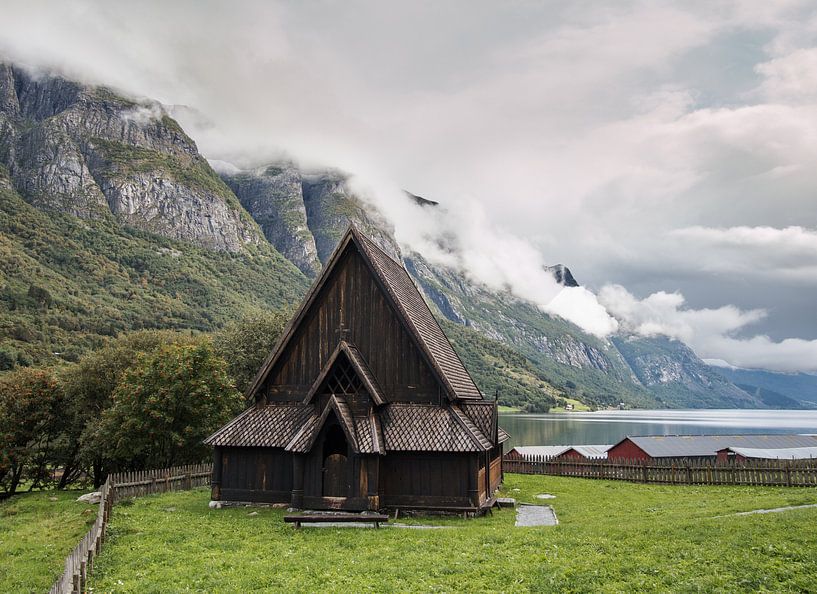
[515,504,558,527]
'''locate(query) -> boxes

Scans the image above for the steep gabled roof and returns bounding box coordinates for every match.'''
[286,395,385,455]
[246,225,482,402]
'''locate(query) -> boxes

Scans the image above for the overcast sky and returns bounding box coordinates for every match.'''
[2,1,816,372]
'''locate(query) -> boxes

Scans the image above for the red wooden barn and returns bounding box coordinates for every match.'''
[205,226,508,513]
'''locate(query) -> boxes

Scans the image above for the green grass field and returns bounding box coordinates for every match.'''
[79,475,817,593]
[0,489,96,592]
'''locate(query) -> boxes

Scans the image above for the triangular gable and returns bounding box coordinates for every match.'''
[286,395,360,454]
[246,225,482,402]
[303,341,385,406]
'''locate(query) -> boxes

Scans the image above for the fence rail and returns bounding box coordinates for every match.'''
[503,455,817,486]
[49,463,212,594]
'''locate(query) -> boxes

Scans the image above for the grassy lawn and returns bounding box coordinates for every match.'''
[0,489,97,593]
[85,476,817,593]
[498,405,522,413]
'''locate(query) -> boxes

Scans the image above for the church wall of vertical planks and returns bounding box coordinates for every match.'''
[205,226,508,513]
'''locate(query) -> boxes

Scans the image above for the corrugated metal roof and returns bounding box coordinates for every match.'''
[510,445,610,459]
[725,446,817,460]
[567,445,610,459]
[622,434,817,458]
[510,446,572,458]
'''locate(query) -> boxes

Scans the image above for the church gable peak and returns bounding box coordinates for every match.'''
[247,226,482,403]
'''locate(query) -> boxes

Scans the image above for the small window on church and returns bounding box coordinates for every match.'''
[323,354,363,396]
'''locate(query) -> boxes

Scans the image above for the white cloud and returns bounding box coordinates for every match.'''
[2,1,817,368]
[599,285,817,372]
[665,225,817,282]
[756,47,817,103]
[546,287,619,337]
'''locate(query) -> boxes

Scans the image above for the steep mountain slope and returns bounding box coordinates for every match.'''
[710,366,817,407]
[441,319,565,411]
[0,63,261,251]
[611,336,764,408]
[221,163,321,276]
[404,252,657,408]
[222,164,400,269]
[0,174,307,366]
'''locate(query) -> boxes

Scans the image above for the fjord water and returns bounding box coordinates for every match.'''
[499,410,817,449]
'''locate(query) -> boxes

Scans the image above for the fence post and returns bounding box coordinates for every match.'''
[641,460,648,483]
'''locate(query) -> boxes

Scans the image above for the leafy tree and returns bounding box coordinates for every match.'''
[60,330,201,486]
[26,284,52,309]
[214,309,290,395]
[0,368,64,495]
[95,341,242,470]
[0,347,17,371]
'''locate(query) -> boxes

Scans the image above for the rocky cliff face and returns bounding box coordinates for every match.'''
[613,335,764,408]
[222,164,320,275]
[301,171,400,263]
[0,63,261,251]
[546,264,579,287]
[221,164,401,273]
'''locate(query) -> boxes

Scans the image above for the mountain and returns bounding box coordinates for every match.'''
[709,366,817,407]
[221,164,400,272]
[219,161,772,410]
[545,264,579,287]
[0,63,308,366]
[0,62,793,410]
[0,63,261,251]
[611,335,763,408]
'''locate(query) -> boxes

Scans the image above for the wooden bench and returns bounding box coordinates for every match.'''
[284,513,390,529]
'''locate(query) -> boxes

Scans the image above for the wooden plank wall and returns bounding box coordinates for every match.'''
[221,448,293,494]
[504,455,817,486]
[266,248,440,403]
[49,464,212,594]
[382,453,469,498]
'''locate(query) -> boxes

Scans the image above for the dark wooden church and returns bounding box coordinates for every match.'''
[205,226,508,512]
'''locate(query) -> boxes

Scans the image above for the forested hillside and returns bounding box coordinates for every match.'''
[0,171,306,366]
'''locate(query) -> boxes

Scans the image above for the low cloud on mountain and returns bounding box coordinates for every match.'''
[2,0,817,371]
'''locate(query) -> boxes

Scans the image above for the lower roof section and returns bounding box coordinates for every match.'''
[205,400,507,453]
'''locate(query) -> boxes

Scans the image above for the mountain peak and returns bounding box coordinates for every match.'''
[545,264,579,287]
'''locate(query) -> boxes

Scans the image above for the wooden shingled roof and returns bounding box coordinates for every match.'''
[206,402,498,453]
[246,225,482,402]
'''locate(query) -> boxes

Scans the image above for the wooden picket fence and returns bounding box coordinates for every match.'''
[503,455,817,487]
[49,463,212,594]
